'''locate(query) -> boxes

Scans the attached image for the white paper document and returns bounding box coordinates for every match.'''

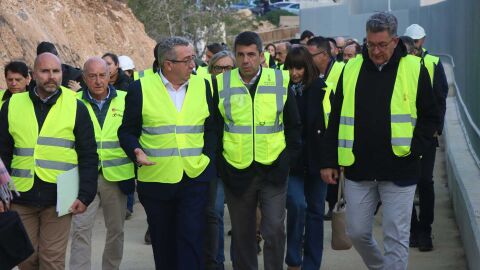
[56,167,79,217]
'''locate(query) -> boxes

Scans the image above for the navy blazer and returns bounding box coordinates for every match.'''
[291,77,333,175]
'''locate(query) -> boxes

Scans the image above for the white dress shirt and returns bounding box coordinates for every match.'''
[158,70,188,112]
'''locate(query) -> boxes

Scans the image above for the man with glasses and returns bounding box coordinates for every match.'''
[307,36,345,93]
[118,36,218,270]
[307,36,345,220]
[404,23,448,252]
[320,12,439,270]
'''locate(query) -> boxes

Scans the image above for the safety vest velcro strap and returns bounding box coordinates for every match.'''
[13,148,34,156]
[391,137,412,146]
[99,141,121,149]
[340,116,354,126]
[256,124,284,134]
[219,87,245,98]
[103,157,131,168]
[391,114,416,126]
[142,125,204,135]
[338,139,353,148]
[144,147,203,157]
[37,137,75,148]
[11,168,32,178]
[224,123,252,134]
[35,159,77,171]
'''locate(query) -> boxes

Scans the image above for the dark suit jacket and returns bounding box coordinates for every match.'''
[291,77,332,175]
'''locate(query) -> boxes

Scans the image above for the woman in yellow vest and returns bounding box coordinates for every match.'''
[284,45,333,270]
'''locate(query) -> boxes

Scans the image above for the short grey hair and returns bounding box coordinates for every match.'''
[83,56,108,75]
[366,12,398,37]
[208,51,236,73]
[157,36,191,67]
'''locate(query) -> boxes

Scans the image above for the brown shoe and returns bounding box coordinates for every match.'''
[287,266,301,270]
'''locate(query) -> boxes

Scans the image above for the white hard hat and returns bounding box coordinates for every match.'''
[118,55,135,70]
[404,24,426,39]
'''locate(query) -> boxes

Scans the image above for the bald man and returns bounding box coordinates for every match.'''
[69,57,135,270]
[0,52,98,269]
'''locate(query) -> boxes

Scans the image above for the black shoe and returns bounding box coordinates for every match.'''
[144,229,151,245]
[418,233,433,252]
[324,209,333,221]
[409,232,419,248]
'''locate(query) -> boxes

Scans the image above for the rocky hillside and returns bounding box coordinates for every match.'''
[0,0,155,87]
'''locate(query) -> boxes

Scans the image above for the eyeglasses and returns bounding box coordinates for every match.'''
[311,50,326,57]
[167,55,196,65]
[212,65,234,73]
[365,38,395,51]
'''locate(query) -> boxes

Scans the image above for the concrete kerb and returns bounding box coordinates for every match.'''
[444,96,480,270]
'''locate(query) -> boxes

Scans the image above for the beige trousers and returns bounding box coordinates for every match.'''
[69,173,127,270]
[10,204,72,270]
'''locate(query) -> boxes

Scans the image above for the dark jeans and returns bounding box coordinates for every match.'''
[285,173,327,269]
[205,177,225,270]
[138,179,209,270]
[411,140,437,235]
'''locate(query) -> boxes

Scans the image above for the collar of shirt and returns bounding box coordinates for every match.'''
[239,66,261,88]
[33,87,59,103]
[158,69,189,92]
[86,86,111,110]
[376,61,389,71]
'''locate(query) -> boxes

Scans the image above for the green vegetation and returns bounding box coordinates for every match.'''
[259,9,295,26]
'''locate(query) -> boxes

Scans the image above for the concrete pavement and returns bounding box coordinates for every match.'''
[65,141,466,269]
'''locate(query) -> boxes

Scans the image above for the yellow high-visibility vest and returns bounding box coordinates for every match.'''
[133,68,155,81]
[9,89,78,191]
[217,68,289,169]
[138,74,210,183]
[77,90,134,181]
[326,61,345,94]
[423,54,440,85]
[338,55,421,166]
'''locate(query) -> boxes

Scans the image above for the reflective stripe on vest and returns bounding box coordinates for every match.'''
[423,54,439,85]
[9,89,78,192]
[218,68,288,169]
[134,68,155,81]
[138,74,210,183]
[338,55,421,166]
[78,90,134,181]
[326,61,345,94]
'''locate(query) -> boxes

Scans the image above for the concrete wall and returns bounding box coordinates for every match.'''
[301,0,480,268]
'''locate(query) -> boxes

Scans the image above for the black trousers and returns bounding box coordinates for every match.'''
[138,179,209,270]
[411,140,437,235]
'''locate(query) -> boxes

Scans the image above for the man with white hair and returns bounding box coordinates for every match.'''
[70,57,135,270]
[404,23,448,252]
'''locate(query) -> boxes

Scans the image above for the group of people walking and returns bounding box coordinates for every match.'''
[0,11,447,270]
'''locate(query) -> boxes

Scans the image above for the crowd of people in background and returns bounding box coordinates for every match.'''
[0,11,448,270]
